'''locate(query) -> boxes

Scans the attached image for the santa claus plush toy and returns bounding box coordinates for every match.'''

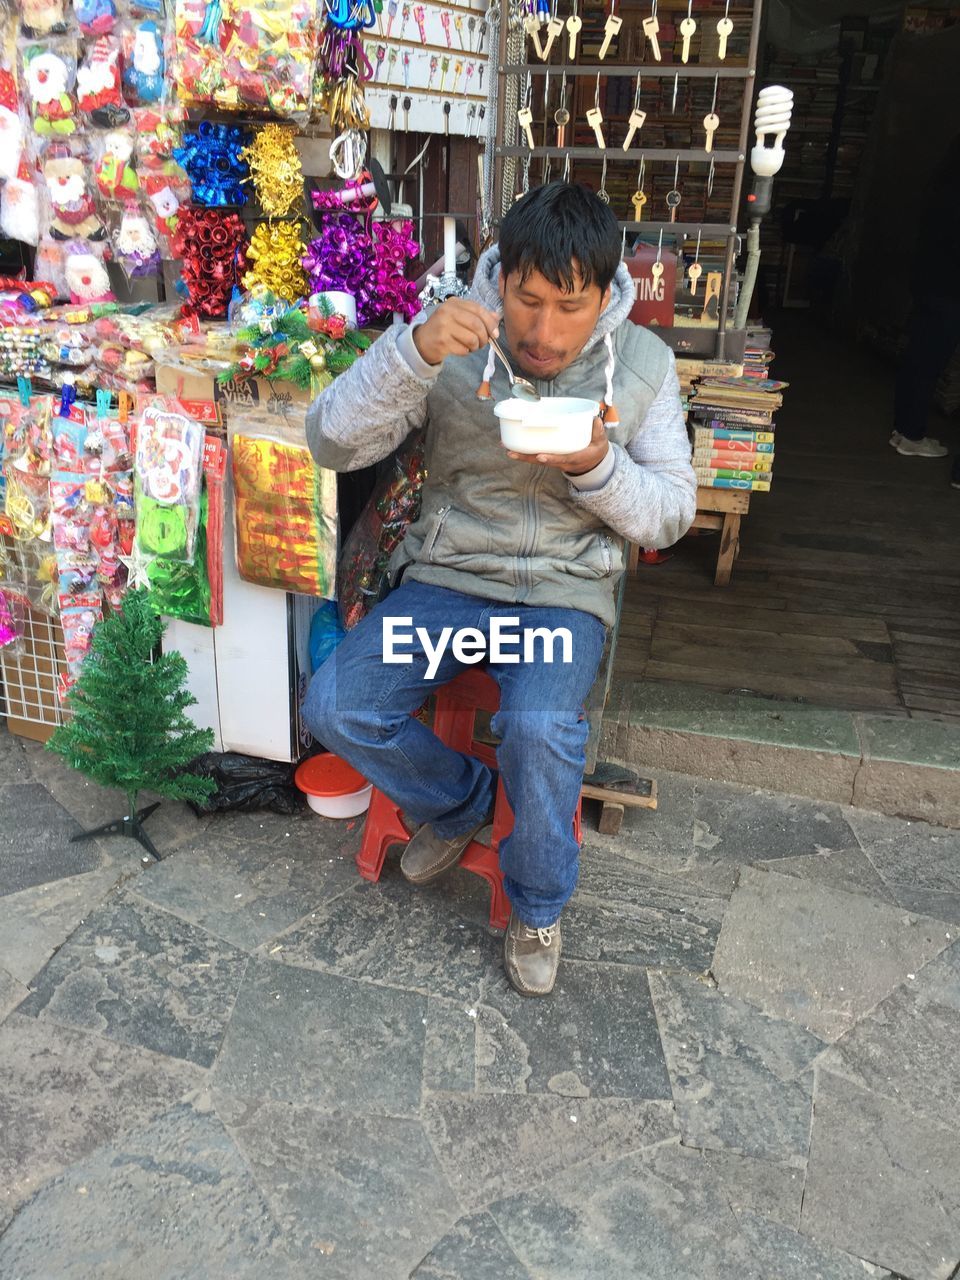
[22,47,77,136]
[0,158,40,246]
[0,71,24,181]
[77,36,128,127]
[64,243,114,303]
[43,147,105,240]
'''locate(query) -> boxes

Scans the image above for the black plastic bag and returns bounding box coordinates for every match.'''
[187,752,305,816]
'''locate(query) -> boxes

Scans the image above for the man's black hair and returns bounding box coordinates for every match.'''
[498,181,621,295]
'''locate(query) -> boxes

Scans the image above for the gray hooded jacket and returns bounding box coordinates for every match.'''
[305,247,696,627]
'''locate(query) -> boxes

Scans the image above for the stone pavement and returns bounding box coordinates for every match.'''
[0,728,959,1280]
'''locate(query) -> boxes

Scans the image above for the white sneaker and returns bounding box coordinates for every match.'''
[889,431,902,448]
[895,436,949,458]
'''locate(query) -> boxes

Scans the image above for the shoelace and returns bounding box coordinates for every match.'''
[520,922,558,947]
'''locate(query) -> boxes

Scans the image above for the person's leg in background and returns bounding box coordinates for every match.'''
[303,581,496,843]
[892,294,960,459]
[487,602,607,996]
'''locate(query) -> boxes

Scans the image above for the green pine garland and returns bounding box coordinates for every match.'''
[48,590,216,823]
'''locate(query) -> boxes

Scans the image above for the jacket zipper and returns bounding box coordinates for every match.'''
[517,377,553,590]
[425,505,449,562]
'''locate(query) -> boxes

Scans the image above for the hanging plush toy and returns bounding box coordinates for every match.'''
[77,36,128,127]
[94,129,140,204]
[64,243,115,303]
[0,72,24,182]
[43,148,106,240]
[122,21,165,105]
[21,0,70,38]
[0,160,41,247]
[114,209,160,277]
[22,45,77,137]
[73,0,117,37]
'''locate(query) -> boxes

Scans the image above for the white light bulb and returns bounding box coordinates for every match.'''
[751,85,794,177]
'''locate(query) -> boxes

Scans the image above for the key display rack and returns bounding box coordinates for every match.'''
[489,0,764,359]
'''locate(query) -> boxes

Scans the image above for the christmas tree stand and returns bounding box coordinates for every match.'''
[69,801,162,863]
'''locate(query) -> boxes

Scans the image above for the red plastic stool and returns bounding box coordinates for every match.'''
[356,667,583,930]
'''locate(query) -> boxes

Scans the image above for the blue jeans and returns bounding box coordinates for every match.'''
[303,581,607,927]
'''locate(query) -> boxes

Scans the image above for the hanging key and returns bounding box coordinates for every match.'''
[642,13,661,61]
[717,15,732,59]
[386,46,399,80]
[524,14,544,58]
[413,4,426,41]
[517,106,536,149]
[631,189,647,221]
[388,93,398,130]
[478,17,488,52]
[427,53,439,88]
[703,111,719,151]
[679,15,696,63]
[444,101,452,134]
[665,189,681,222]
[467,14,476,49]
[403,95,411,130]
[542,15,564,59]
[554,103,570,147]
[466,102,476,134]
[454,14,464,47]
[398,3,411,36]
[566,13,582,58]
[439,54,451,91]
[585,105,605,149]
[623,107,646,149]
[373,43,386,80]
[598,12,622,60]
[385,0,398,34]
[651,260,664,286]
[687,262,702,295]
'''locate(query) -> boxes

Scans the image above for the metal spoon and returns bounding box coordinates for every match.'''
[487,333,540,401]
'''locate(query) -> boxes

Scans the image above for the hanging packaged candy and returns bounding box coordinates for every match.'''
[121,18,165,106]
[0,70,25,182]
[20,0,72,38]
[140,154,191,253]
[76,35,128,126]
[134,397,205,564]
[53,407,94,472]
[113,205,161,278]
[74,0,118,38]
[62,239,115,304]
[51,473,92,554]
[5,393,53,474]
[42,144,106,241]
[173,123,249,207]
[5,467,53,541]
[0,587,26,654]
[20,42,78,138]
[60,593,102,695]
[172,206,247,319]
[93,128,140,206]
[229,414,336,597]
[132,103,182,158]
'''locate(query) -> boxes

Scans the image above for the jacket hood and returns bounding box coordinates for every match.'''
[469,246,637,357]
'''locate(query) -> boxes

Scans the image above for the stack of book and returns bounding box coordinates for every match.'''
[689,369,787,492]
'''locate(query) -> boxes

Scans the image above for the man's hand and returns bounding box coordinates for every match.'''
[412,299,500,366]
[504,416,610,476]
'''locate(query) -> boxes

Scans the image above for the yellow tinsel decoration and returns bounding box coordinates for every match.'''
[243,221,308,303]
[240,124,304,219]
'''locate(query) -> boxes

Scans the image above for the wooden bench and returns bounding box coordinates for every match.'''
[626,486,750,586]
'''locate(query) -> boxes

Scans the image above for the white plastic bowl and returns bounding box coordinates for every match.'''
[304,785,372,819]
[494,396,599,455]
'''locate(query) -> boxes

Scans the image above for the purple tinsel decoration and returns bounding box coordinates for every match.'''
[303,215,420,326]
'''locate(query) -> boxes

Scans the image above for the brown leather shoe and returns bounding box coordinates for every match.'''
[504,911,562,997]
[400,810,492,886]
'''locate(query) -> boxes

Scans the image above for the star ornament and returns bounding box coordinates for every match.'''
[118,542,153,591]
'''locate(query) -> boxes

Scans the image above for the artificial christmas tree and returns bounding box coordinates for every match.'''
[47,589,216,860]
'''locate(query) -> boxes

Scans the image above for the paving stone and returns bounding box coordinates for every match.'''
[491,1140,763,1280]
[409,1211,534,1279]
[688,784,858,895]
[0,729,36,782]
[18,740,212,857]
[857,713,960,770]
[422,998,476,1095]
[846,809,960,894]
[801,1071,960,1280]
[711,866,953,1040]
[0,1013,204,1226]
[0,1102,305,1280]
[590,769,699,876]
[649,971,821,1163]
[477,963,672,1100]
[698,1150,804,1230]
[0,866,128,984]
[15,890,248,1067]
[563,844,724,974]
[212,956,426,1117]
[0,782,101,897]
[214,1093,459,1280]
[735,1209,891,1279]
[131,831,358,952]
[421,1093,676,1213]
[818,941,960,1131]
[888,885,960,924]
[0,966,27,1021]
[272,872,500,1005]
[750,848,896,903]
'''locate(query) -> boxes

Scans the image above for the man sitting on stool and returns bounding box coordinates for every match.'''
[304,182,695,997]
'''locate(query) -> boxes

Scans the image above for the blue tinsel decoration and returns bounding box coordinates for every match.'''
[174,122,251,208]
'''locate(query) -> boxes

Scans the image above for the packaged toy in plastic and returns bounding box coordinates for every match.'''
[20,41,78,137]
[42,144,106,241]
[93,127,140,205]
[77,35,127,126]
[21,0,72,38]
[121,17,165,106]
[134,396,205,564]
[74,0,118,38]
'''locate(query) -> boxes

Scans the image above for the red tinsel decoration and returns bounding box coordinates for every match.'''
[172,208,248,320]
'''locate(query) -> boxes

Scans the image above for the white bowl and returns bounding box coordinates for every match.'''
[304,784,372,819]
[494,396,599,455]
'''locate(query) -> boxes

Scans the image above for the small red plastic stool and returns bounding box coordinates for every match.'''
[356,667,583,930]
